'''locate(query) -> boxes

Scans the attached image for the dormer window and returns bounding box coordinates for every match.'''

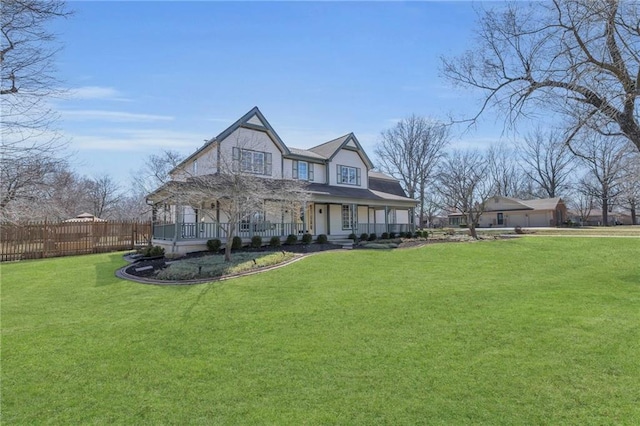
[292,160,314,181]
[337,165,361,186]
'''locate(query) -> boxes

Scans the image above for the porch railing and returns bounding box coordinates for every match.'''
[153,222,307,241]
[154,222,415,241]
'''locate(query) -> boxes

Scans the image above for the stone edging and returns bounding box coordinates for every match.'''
[115,251,332,286]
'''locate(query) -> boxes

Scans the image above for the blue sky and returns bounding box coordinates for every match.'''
[53,1,508,187]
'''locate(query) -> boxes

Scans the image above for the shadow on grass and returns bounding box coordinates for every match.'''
[181,283,218,321]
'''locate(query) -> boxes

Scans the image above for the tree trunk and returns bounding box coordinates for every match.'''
[467,213,479,239]
[602,198,609,226]
[224,225,234,262]
[631,204,637,225]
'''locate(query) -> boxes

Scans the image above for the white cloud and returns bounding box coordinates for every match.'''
[69,128,204,153]
[69,86,130,101]
[60,110,174,122]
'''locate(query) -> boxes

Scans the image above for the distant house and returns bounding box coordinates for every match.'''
[63,213,107,223]
[147,107,417,255]
[448,196,567,228]
[568,209,634,226]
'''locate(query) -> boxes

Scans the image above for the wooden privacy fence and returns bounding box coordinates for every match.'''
[0,221,152,262]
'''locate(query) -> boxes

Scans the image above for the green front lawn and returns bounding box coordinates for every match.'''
[2,238,639,424]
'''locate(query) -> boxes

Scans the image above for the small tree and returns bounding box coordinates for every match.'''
[437,150,492,239]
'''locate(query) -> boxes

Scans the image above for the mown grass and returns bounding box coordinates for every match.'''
[156,251,296,280]
[2,238,639,424]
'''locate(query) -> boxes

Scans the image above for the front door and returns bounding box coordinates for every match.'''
[497,213,504,226]
[315,204,326,235]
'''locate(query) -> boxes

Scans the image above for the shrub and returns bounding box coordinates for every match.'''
[269,236,282,247]
[443,227,456,236]
[141,245,165,257]
[360,233,369,242]
[232,236,243,250]
[514,226,525,234]
[302,233,313,244]
[389,232,397,239]
[368,233,377,241]
[251,235,262,248]
[206,239,222,252]
[413,231,421,238]
[381,232,389,240]
[285,234,298,245]
[316,234,328,244]
[348,233,357,241]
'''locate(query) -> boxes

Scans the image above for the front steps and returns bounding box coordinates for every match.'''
[328,237,355,249]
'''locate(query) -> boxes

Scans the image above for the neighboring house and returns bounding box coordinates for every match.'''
[567,209,634,226]
[448,196,567,228]
[147,107,417,254]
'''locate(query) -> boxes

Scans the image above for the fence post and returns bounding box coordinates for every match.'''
[42,218,47,259]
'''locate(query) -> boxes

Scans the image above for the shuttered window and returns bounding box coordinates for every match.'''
[232,147,272,176]
[337,165,361,186]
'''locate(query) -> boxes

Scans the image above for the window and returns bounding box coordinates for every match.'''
[337,165,361,186]
[292,160,314,181]
[192,159,198,174]
[342,204,356,230]
[233,147,272,175]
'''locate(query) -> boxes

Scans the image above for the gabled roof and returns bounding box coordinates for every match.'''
[519,197,564,210]
[309,133,374,169]
[171,107,290,173]
[287,147,327,161]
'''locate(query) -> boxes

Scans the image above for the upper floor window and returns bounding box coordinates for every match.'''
[292,160,314,181]
[232,147,272,175]
[337,165,361,186]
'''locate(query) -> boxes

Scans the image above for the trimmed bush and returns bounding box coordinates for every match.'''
[443,227,456,236]
[360,233,369,242]
[302,233,313,244]
[285,234,298,245]
[269,236,282,247]
[141,245,164,257]
[389,232,397,239]
[232,236,243,250]
[251,235,262,248]
[206,239,222,252]
[348,233,357,241]
[316,234,328,244]
[381,232,389,240]
[368,233,377,241]
[413,231,421,238]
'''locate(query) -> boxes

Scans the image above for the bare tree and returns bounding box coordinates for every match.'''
[1,0,72,221]
[570,183,595,225]
[375,115,449,226]
[487,142,528,198]
[132,149,184,196]
[618,153,640,225]
[156,137,310,262]
[574,134,631,225]
[437,149,492,239]
[441,0,640,153]
[518,128,577,198]
[87,175,123,219]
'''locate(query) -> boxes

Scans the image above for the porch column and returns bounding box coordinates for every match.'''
[384,205,389,234]
[303,201,308,234]
[352,203,357,235]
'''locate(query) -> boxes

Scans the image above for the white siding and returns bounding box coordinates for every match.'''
[218,128,283,178]
[330,149,368,189]
[357,206,368,224]
[246,114,264,126]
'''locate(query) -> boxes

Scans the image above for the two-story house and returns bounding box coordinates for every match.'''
[147,107,417,255]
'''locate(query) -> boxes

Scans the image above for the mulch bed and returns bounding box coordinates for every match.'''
[124,243,343,279]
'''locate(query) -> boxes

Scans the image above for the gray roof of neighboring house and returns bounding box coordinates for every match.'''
[519,197,563,210]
